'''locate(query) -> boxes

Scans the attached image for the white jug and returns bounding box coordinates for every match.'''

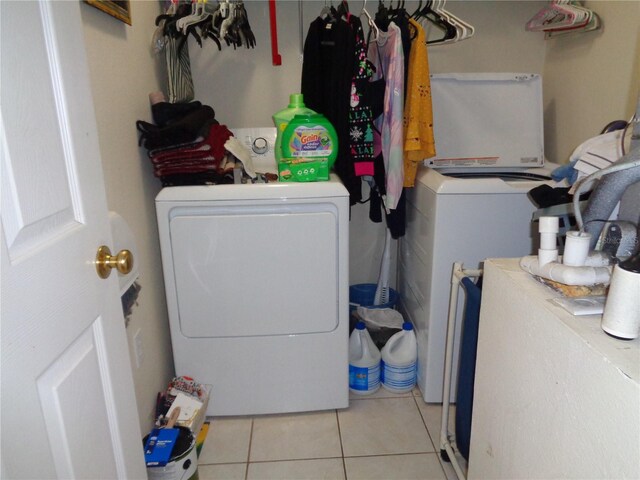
[349,322,381,395]
[381,322,417,393]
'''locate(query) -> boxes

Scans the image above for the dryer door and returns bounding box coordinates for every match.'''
[168,203,340,338]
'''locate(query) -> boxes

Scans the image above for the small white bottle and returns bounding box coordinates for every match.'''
[381,322,417,393]
[349,322,381,395]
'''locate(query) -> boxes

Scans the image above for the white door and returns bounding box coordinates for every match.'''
[1,1,146,478]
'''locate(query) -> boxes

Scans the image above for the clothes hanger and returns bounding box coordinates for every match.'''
[387,0,406,22]
[432,0,474,44]
[233,2,257,48]
[410,1,423,19]
[374,0,390,30]
[526,0,577,32]
[221,1,253,48]
[544,1,591,32]
[431,0,458,39]
[526,1,599,36]
[335,0,350,20]
[219,2,237,45]
[320,1,334,19]
[420,0,457,44]
[177,0,216,34]
[361,0,379,41]
[545,7,599,38]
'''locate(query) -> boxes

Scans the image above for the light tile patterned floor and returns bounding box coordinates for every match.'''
[197,388,467,480]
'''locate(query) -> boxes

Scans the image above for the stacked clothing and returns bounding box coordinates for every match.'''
[137,101,237,186]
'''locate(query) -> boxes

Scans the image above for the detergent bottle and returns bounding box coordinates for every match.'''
[279,113,338,182]
[272,94,315,162]
[380,322,417,393]
[349,322,381,395]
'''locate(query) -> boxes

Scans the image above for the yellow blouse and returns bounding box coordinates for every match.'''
[403,19,436,187]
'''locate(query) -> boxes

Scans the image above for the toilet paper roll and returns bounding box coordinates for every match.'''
[601,264,640,339]
[563,231,591,267]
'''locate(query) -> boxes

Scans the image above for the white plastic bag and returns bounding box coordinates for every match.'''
[356,307,404,331]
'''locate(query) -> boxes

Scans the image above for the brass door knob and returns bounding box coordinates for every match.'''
[96,245,133,279]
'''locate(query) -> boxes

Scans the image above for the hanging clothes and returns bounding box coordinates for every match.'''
[347,15,376,178]
[403,18,436,187]
[368,22,405,212]
[301,15,359,203]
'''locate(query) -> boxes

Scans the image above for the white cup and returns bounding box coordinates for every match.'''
[563,231,592,267]
[601,264,640,340]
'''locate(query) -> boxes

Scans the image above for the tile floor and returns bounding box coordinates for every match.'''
[197,387,467,480]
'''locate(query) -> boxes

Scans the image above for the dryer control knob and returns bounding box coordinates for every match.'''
[252,137,269,155]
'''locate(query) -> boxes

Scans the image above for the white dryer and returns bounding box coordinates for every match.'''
[156,176,349,416]
[400,166,556,403]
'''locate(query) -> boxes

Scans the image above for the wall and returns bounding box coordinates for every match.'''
[542,1,640,163]
[80,1,174,432]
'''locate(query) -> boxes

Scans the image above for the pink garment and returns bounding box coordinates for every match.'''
[367,22,405,211]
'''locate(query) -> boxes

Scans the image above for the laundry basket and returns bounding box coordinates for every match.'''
[349,283,398,313]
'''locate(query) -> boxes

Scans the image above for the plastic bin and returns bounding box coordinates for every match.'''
[349,283,398,312]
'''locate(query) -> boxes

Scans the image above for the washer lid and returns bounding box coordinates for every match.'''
[415,165,556,195]
[427,73,544,169]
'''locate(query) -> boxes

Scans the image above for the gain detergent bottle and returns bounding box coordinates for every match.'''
[279,113,338,182]
[272,94,316,163]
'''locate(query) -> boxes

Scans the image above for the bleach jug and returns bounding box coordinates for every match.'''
[272,94,315,162]
[349,322,381,395]
[380,322,417,393]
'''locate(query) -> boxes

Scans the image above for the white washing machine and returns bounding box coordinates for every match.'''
[156,175,349,416]
[399,73,557,403]
[399,166,556,404]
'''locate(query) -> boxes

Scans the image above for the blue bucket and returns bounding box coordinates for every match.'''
[349,283,398,312]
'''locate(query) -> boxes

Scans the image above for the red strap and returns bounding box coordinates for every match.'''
[268,0,282,66]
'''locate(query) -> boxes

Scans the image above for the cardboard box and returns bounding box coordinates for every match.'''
[166,385,211,436]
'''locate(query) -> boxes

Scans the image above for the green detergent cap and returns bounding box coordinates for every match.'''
[273,94,316,162]
[288,93,306,108]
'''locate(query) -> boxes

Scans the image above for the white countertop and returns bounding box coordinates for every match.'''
[487,257,639,385]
